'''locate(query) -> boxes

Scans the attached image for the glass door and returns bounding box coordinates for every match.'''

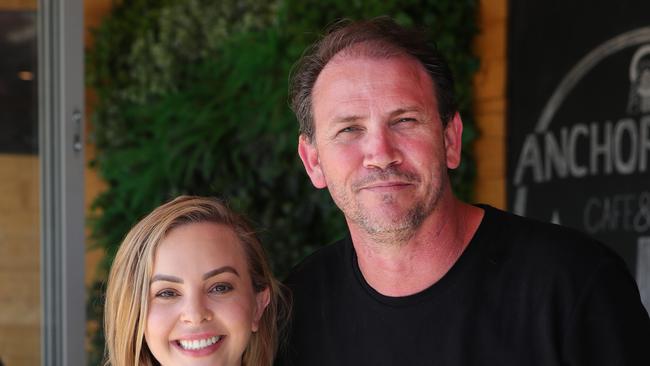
[0,0,85,365]
[0,2,40,365]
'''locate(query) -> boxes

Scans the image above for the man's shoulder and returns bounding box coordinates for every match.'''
[479,205,626,276]
[284,236,349,287]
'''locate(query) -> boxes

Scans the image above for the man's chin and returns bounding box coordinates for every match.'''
[355,201,434,236]
[355,213,419,238]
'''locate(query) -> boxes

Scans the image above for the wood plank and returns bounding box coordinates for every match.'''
[473,0,508,208]
[0,271,40,325]
[0,324,40,366]
[0,0,36,10]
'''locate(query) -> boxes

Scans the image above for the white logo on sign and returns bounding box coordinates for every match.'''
[628,45,650,114]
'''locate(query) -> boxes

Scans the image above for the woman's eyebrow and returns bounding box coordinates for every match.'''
[151,274,183,284]
[150,266,239,284]
[203,266,239,280]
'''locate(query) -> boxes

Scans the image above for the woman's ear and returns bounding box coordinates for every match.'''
[251,287,271,332]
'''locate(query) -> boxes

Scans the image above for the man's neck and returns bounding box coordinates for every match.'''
[349,199,484,297]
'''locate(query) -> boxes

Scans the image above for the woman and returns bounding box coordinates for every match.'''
[104,196,287,366]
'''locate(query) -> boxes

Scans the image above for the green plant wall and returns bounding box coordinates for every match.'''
[86,0,478,364]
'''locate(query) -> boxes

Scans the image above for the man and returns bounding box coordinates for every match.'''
[279,17,650,365]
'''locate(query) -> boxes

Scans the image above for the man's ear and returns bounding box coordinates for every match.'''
[444,112,463,169]
[251,287,271,333]
[298,134,327,188]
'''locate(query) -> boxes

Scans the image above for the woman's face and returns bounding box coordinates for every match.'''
[145,222,269,366]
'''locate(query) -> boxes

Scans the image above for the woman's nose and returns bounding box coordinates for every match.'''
[180,295,213,324]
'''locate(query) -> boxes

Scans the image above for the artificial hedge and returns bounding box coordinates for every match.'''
[86,0,478,364]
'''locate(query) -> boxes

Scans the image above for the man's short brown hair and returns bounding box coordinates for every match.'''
[289,16,458,141]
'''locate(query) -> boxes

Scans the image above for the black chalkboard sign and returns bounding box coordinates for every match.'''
[0,11,37,155]
[507,0,650,308]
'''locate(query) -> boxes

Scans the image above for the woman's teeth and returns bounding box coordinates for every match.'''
[178,336,221,350]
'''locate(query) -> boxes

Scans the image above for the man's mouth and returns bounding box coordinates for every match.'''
[359,181,413,192]
[353,168,419,192]
[364,181,410,188]
[176,336,222,351]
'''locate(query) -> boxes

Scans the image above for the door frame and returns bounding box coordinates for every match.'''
[38,0,86,365]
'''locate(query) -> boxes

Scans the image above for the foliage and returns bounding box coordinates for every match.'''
[86,0,478,364]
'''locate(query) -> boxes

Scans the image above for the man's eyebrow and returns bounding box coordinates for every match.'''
[331,107,420,124]
[151,274,183,284]
[331,115,362,124]
[203,266,239,280]
[388,107,420,118]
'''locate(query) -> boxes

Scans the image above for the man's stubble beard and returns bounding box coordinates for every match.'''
[329,165,447,245]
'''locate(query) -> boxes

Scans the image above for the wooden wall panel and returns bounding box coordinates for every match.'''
[473,0,508,208]
[0,0,35,10]
[0,154,40,366]
[0,325,40,365]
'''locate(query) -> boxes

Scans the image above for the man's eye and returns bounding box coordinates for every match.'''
[155,289,178,298]
[209,283,233,294]
[395,117,417,124]
[338,126,361,134]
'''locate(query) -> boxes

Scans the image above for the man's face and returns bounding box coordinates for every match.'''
[298,53,462,237]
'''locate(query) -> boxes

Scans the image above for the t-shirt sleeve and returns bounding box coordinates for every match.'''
[563,259,650,365]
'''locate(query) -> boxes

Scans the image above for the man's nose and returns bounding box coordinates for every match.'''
[362,127,402,170]
[180,295,213,324]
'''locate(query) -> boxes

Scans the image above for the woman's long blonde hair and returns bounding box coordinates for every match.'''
[104,196,288,366]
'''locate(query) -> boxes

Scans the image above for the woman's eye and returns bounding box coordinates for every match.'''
[155,289,178,298]
[210,283,233,294]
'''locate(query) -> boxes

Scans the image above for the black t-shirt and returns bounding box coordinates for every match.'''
[277,205,650,365]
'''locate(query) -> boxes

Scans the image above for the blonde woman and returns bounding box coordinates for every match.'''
[104,196,287,366]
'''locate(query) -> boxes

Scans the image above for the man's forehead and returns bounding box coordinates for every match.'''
[325,41,415,70]
[334,40,404,59]
[311,53,437,127]
[314,51,433,97]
